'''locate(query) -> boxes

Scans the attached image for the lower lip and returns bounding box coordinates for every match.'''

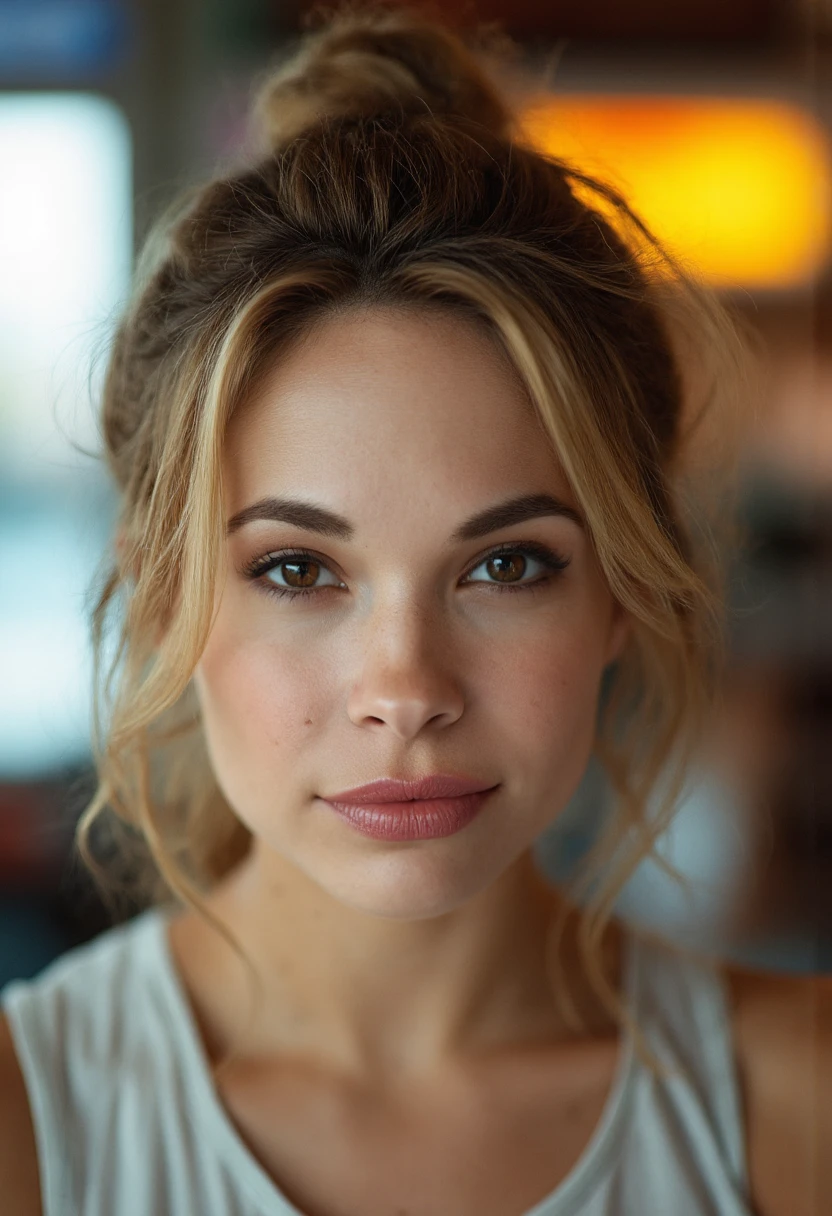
[321,789,498,841]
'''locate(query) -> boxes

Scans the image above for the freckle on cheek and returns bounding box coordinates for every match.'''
[304,719,312,726]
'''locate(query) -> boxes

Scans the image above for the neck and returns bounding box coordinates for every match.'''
[167,845,623,1086]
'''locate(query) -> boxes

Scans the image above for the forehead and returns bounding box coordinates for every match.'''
[223,306,571,511]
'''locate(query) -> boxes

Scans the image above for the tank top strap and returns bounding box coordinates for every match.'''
[3,968,73,1214]
[1,913,158,1215]
[630,928,748,1195]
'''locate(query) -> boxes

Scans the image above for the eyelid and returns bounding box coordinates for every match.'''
[242,539,570,597]
[462,539,569,581]
[240,546,343,582]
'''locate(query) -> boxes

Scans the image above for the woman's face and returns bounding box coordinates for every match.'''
[194,306,629,919]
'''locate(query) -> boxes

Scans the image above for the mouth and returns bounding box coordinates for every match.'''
[319,782,500,842]
[323,773,498,804]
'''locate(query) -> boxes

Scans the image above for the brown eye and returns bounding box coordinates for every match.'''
[277,557,320,588]
[465,542,569,592]
[243,542,568,604]
[485,553,527,583]
[242,548,343,601]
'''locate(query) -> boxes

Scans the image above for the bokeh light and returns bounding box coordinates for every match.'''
[520,96,832,289]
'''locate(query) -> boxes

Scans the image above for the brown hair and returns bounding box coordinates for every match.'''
[78,0,747,1062]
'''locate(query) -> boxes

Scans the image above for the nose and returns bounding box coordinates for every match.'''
[346,603,465,740]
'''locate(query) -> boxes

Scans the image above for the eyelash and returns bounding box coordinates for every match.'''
[241,541,570,603]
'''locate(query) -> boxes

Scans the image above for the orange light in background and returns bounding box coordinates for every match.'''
[519,97,832,290]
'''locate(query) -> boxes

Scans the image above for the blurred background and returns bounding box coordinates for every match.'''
[1,0,831,985]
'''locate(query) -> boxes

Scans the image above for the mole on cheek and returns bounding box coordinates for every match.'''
[304,719,312,725]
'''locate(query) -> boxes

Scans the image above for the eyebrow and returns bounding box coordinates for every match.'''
[226,492,584,542]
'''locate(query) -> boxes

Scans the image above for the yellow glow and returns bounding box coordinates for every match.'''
[519,97,832,289]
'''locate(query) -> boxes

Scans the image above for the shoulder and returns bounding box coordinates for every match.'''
[725,964,832,1216]
[0,913,166,1216]
[0,1011,42,1215]
[0,916,149,1067]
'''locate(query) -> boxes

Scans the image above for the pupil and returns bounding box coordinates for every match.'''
[284,559,318,588]
[488,553,525,582]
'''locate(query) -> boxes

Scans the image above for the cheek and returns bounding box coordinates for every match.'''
[485,613,607,788]
[194,633,324,814]
[496,638,601,738]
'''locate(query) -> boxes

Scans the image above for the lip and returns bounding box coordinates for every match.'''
[321,785,499,842]
[323,774,497,803]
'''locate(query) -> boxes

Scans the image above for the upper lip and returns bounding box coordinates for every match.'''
[324,775,498,803]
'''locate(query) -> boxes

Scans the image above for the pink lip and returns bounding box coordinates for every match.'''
[321,788,499,842]
[324,774,496,803]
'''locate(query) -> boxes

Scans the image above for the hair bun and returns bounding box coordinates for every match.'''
[252,4,516,152]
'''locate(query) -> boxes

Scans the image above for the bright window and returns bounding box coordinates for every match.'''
[0,93,131,777]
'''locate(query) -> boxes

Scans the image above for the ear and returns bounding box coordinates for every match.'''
[604,598,632,668]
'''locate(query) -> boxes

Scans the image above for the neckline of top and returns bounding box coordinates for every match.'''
[136,904,643,1216]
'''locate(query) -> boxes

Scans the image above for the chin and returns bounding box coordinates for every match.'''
[308,833,529,921]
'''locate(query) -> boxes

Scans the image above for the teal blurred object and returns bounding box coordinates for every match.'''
[0,895,67,988]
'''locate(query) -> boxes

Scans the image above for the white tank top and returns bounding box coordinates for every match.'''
[1,905,754,1215]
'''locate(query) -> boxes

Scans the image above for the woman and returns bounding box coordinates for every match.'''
[1,6,829,1214]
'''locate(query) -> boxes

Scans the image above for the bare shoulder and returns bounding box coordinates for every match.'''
[724,963,832,1216]
[0,1011,42,1215]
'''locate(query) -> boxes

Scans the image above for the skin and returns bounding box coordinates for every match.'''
[1,303,830,1215]
[180,304,630,1085]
